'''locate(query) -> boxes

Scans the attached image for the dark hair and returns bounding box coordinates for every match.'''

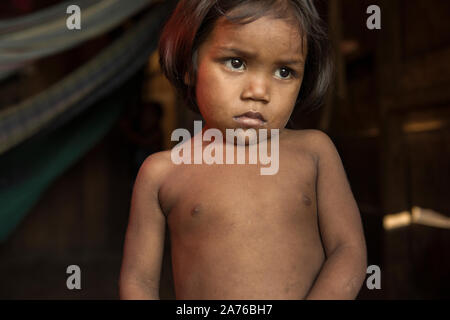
[159,0,333,115]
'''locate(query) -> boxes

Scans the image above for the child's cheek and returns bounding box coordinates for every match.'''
[197,66,235,112]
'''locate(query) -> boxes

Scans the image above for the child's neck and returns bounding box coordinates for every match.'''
[199,124,283,148]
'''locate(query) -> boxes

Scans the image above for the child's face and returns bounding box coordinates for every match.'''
[195,15,306,135]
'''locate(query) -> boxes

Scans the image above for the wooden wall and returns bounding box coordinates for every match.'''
[331,0,450,299]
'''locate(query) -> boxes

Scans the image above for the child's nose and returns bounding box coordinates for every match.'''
[240,74,270,104]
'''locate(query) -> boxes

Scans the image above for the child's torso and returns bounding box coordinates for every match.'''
[159,130,325,299]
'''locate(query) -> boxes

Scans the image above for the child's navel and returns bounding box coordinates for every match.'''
[302,195,312,206]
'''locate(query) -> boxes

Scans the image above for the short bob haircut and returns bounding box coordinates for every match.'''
[159,0,333,116]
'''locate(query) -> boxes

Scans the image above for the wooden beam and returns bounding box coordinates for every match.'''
[376,0,414,299]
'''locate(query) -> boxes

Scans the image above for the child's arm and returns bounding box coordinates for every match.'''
[305,130,367,300]
[119,153,169,300]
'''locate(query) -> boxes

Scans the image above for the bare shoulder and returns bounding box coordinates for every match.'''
[136,150,174,189]
[286,129,337,163]
[301,129,336,148]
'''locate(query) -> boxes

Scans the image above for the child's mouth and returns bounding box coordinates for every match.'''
[233,111,267,127]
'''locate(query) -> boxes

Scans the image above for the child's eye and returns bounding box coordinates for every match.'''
[275,67,295,80]
[225,58,245,71]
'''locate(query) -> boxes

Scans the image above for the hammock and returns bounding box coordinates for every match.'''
[0,1,175,242]
[0,1,171,155]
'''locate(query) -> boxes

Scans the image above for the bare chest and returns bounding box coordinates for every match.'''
[160,147,318,242]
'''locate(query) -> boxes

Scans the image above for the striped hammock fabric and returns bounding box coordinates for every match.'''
[0,1,172,155]
[0,1,175,241]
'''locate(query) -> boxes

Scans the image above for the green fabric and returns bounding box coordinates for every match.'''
[0,1,173,242]
[0,96,123,242]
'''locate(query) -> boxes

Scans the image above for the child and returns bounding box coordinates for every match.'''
[119,0,367,300]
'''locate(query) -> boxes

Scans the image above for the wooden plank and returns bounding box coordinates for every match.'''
[376,0,414,299]
[401,47,450,93]
[81,138,110,252]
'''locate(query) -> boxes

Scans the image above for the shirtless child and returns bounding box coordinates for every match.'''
[119,0,367,300]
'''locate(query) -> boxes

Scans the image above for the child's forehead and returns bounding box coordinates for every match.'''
[207,16,306,56]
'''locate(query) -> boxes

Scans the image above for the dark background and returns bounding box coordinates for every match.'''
[0,0,449,299]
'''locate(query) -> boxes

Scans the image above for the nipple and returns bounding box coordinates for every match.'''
[191,205,201,216]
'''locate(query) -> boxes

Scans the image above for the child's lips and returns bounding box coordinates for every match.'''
[233,111,267,127]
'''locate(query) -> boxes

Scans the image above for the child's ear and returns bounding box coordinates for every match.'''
[184,72,191,86]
